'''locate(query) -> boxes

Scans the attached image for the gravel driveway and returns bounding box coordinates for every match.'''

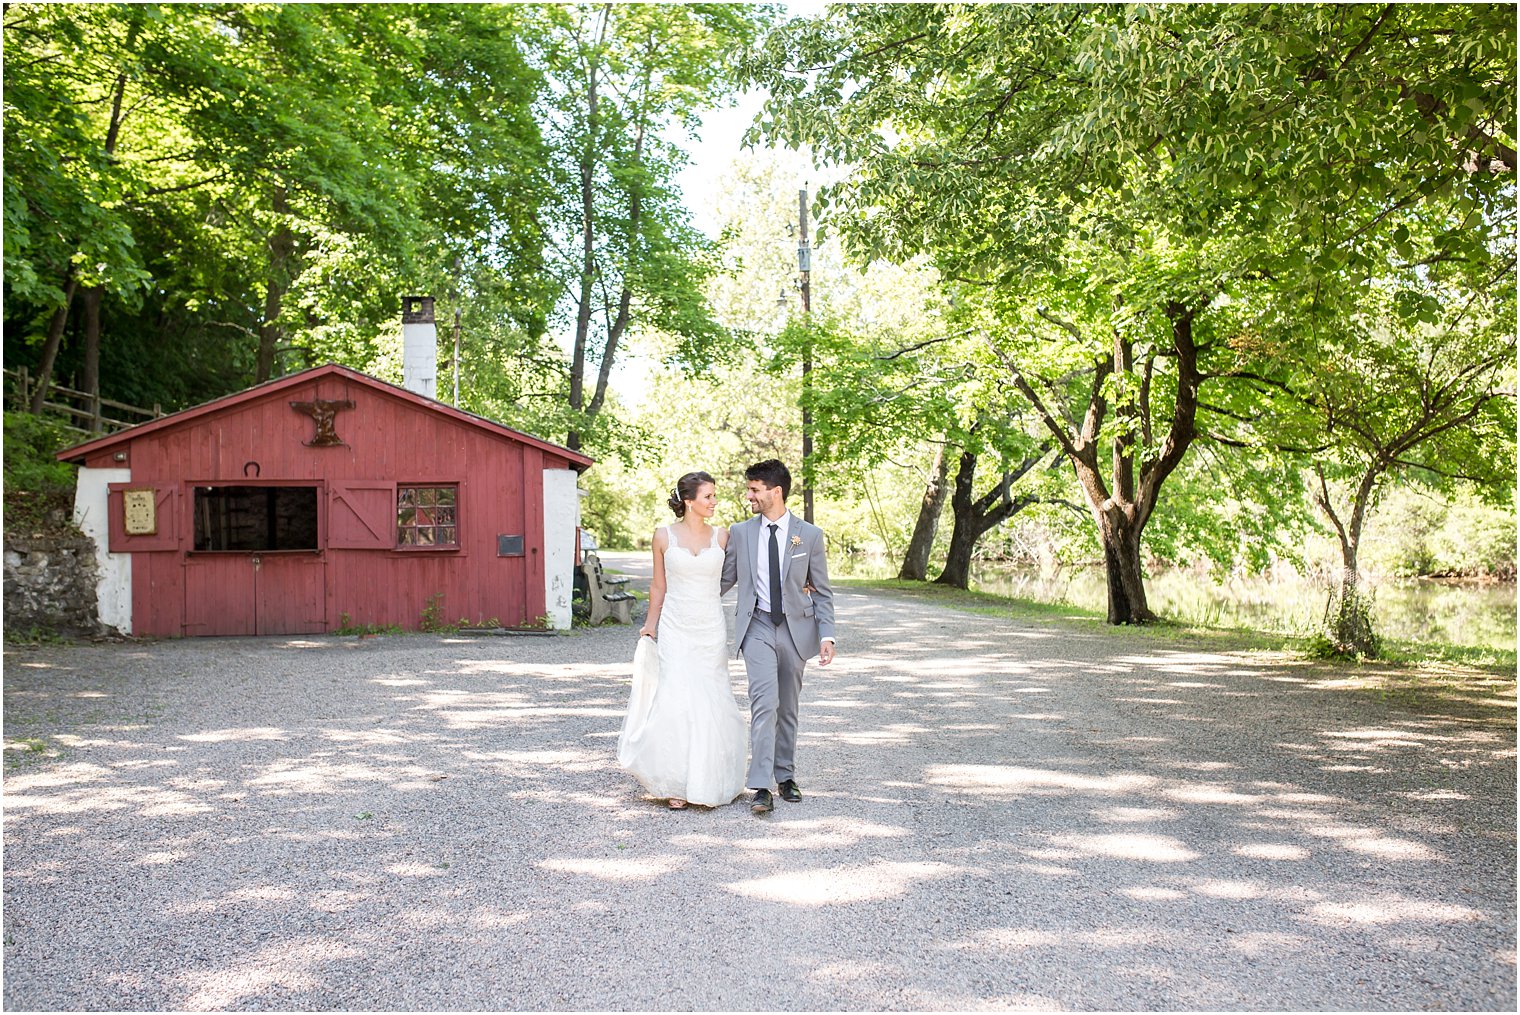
[4,561,1515,1011]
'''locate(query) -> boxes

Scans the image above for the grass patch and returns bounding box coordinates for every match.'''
[3,736,58,770]
[840,577,1514,673]
[2,627,75,648]
[835,577,1104,623]
[1378,637,1517,673]
[334,613,403,637]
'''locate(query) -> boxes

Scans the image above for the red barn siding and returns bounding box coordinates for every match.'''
[61,365,590,637]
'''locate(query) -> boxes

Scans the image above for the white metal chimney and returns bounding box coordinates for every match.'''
[401,295,438,399]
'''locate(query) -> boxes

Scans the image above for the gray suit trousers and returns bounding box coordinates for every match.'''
[741,614,805,789]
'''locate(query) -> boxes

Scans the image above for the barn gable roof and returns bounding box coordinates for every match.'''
[56,363,595,471]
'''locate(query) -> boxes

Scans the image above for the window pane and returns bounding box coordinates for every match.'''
[396,486,458,547]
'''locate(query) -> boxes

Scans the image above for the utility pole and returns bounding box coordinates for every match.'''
[798,186,814,524]
[450,256,462,406]
[452,307,461,406]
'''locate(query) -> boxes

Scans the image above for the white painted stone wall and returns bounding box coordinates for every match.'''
[74,466,132,633]
[542,468,579,630]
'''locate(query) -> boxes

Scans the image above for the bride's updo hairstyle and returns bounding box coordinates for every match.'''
[667,471,715,518]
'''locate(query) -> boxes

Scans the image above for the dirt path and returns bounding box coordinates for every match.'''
[3,575,1514,1010]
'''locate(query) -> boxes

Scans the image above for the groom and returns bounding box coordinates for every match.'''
[721,459,837,816]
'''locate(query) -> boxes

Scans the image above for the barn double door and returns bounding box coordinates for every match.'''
[183,552,327,636]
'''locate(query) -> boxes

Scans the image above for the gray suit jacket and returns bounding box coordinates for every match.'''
[721,512,836,659]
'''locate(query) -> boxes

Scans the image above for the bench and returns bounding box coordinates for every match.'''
[576,551,637,625]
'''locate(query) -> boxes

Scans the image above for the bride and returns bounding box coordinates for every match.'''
[617,471,748,809]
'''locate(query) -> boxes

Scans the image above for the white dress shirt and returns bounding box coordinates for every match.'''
[754,510,792,615]
[751,511,835,646]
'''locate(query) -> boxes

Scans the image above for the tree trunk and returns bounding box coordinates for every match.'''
[1313,464,1382,656]
[1096,504,1151,624]
[256,218,295,384]
[935,450,981,589]
[934,444,1046,590]
[899,443,950,581]
[1004,300,1202,624]
[82,286,104,431]
[1327,553,1379,656]
[31,31,130,419]
[29,275,80,414]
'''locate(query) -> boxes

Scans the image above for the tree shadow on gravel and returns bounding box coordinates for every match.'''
[2,595,1514,1011]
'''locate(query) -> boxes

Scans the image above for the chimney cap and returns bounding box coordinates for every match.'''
[402,295,436,324]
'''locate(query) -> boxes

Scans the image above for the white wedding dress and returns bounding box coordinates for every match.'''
[618,525,748,806]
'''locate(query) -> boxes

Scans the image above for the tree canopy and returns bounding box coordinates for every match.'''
[3,3,769,464]
[741,1,1516,626]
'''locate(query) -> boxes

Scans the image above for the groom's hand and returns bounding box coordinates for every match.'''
[818,641,835,666]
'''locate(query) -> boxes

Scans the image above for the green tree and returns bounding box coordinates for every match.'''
[743,2,1515,623]
[3,3,157,409]
[695,146,1072,586]
[1233,278,1516,654]
[3,3,551,420]
[531,3,767,453]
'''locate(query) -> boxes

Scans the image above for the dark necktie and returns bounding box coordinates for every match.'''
[768,523,784,626]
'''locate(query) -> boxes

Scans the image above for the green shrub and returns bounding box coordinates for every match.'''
[1430,504,1516,578]
[419,592,457,633]
[1362,485,1517,579]
[1361,490,1442,577]
[3,412,79,534]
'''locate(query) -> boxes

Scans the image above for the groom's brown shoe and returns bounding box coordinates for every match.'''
[778,779,802,803]
[750,789,774,815]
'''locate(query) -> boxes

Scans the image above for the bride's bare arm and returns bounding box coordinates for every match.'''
[639,528,668,639]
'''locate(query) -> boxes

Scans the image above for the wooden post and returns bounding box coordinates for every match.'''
[453,307,462,406]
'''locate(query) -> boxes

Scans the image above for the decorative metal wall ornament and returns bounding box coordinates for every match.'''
[290,398,355,446]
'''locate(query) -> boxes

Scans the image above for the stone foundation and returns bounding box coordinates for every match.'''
[3,533,104,638]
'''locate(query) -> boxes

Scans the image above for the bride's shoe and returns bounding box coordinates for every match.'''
[667,798,688,810]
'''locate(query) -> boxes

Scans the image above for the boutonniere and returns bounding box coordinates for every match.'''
[790,535,802,547]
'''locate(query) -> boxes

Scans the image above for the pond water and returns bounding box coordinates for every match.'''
[837,559,1516,652]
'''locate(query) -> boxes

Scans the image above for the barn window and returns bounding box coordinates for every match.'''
[194,486,319,551]
[397,485,458,547]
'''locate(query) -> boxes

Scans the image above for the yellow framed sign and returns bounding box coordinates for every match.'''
[123,488,157,536]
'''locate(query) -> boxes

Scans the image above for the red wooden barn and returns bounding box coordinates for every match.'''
[57,358,593,637]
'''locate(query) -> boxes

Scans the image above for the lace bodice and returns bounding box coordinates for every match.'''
[661,525,723,606]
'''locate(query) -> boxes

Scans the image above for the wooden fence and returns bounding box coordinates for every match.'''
[5,366,163,436]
